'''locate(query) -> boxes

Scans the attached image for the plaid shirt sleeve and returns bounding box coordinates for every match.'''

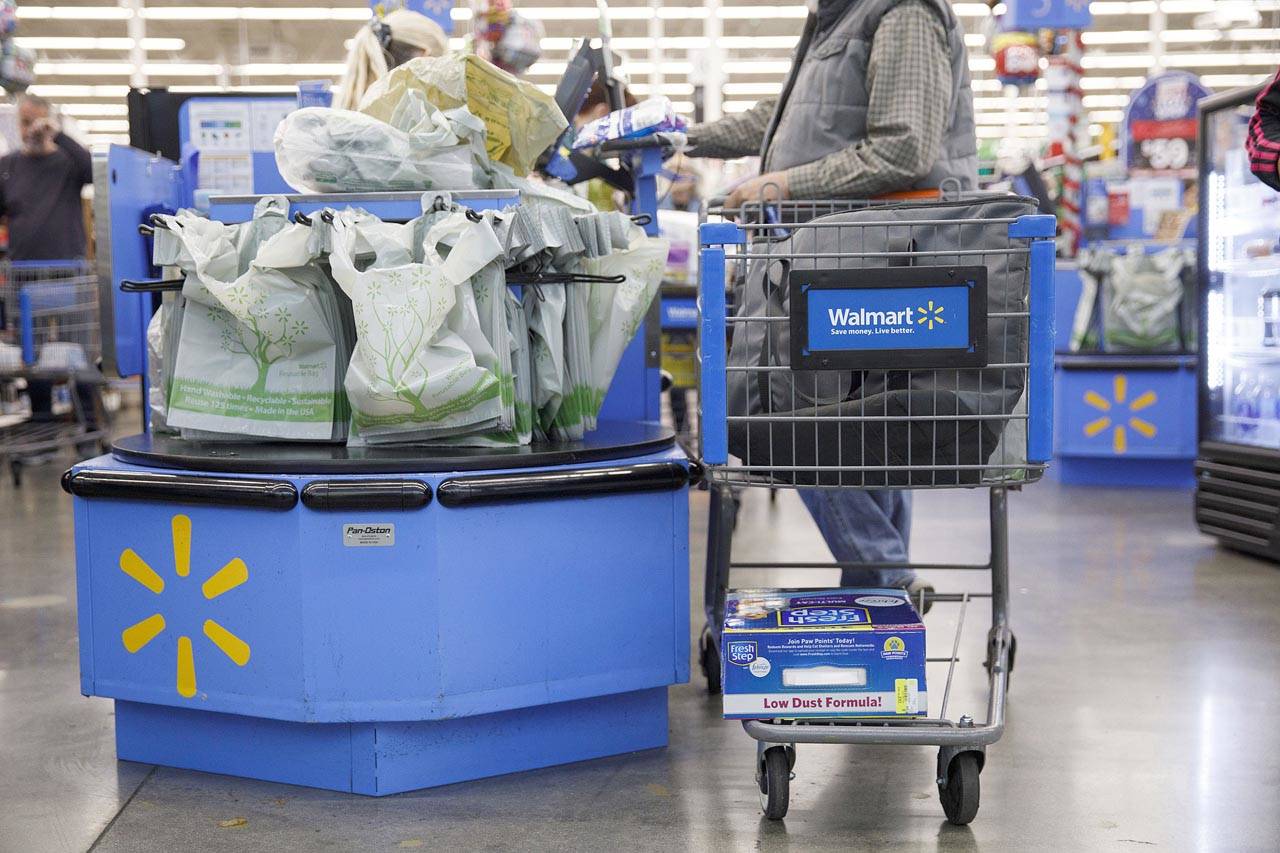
[686,98,778,160]
[1248,68,1280,191]
[786,0,952,200]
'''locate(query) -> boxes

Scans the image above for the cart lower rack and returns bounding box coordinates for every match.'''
[694,195,1056,824]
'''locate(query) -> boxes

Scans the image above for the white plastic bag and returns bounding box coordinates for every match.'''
[328,207,506,444]
[275,106,478,194]
[155,199,345,441]
[582,228,669,419]
[526,283,567,438]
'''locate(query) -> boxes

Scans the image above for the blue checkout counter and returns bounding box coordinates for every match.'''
[71,147,690,794]
[1051,264,1197,488]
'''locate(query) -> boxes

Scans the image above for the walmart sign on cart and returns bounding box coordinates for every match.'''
[790,266,988,370]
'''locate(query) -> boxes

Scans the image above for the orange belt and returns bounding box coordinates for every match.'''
[872,189,943,201]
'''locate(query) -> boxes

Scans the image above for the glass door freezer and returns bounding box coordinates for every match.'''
[1197,84,1280,559]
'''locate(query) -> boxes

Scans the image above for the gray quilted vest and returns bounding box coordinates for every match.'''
[761,0,978,191]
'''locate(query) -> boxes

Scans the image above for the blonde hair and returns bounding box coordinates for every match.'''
[334,9,448,111]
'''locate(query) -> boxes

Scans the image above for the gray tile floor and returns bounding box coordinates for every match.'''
[2,457,1279,852]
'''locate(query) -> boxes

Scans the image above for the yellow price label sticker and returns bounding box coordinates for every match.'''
[895,678,918,714]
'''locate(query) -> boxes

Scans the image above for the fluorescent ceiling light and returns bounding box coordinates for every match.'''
[168,85,297,93]
[141,7,368,21]
[77,119,130,132]
[972,94,1132,110]
[15,37,186,51]
[629,83,696,96]
[723,61,794,75]
[34,62,226,77]
[719,6,807,18]
[1083,52,1280,69]
[59,104,129,117]
[17,6,132,20]
[976,125,1063,139]
[1201,74,1272,88]
[1090,110,1126,123]
[27,85,131,98]
[723,82,783,97]
[234,63,346,77]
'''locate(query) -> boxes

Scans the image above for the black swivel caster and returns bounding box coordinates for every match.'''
[758,745,792,820]
[938,751,982,826]
[698,627,721,695]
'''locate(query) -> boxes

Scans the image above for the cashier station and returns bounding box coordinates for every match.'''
[63,90,692,795]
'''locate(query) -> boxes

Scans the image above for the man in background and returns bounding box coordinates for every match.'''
[0,94,93,261]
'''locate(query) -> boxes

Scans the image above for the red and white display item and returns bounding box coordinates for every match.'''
[1045,31,1086,258]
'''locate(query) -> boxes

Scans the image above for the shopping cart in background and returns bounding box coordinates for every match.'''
[0,259,111,486]
[695,194,1056,824]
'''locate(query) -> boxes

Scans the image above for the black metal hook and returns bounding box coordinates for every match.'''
[120,278,185,293]
[320,210,335,224]
[138,224,154,237]
[465,208,482,223]
[293,211,313,226]
[630,213,652,227]
[147,213,171,230]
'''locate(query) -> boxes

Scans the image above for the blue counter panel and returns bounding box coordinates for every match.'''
[72,445,688,793]
[116,687,668,795]
[1055,363,1196,459]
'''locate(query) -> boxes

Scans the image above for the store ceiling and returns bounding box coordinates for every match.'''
[15,0,1280,149]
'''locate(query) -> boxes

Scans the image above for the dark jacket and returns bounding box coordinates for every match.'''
[0,132,94,260]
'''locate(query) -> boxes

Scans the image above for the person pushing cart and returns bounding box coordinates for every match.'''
[685,0,979,597]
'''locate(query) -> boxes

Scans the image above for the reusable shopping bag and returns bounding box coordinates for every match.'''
[1094,245,1192,353]
[725,195,1039,487]
[358,52,567,176]
[153,198,348,441]
[328,207,506,444]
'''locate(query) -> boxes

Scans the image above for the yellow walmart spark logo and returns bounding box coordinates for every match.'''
[118,514,250,698]
[1083,374,1157,454]
[916,301,945,330]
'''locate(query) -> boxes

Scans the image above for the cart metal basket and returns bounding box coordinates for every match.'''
[0,260,110,486]
[695,195,1056,824]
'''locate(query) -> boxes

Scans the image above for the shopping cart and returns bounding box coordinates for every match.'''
[695,194,1056,824]
[0,259,110,486]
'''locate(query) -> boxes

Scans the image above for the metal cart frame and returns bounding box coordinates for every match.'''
[694,197,1056,824]
[0,260,111,486]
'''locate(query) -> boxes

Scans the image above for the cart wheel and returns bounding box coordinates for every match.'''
[699,629,722,695]
[938,751,981,826]
[758,746,791,820]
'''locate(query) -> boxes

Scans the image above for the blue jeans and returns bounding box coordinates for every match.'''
[798,489,913,588]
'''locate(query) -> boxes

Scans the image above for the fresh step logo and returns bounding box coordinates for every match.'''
[779,606,870,627]
[727,640,758,666]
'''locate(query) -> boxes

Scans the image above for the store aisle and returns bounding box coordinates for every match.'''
[2,465,1278,852]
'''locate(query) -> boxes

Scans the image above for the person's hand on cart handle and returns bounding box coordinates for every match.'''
[724,172,790,214]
